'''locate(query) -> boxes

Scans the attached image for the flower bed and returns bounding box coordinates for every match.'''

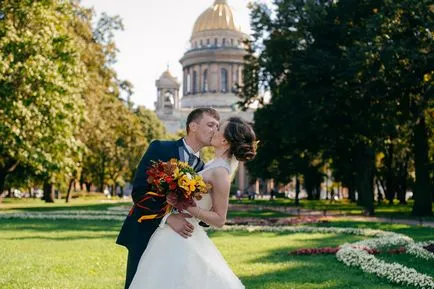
[406,241,434,261]
[211,225,434,289]
[337,246,434,289]
[336,234,434,288]
[1,209,433,288]
[289,246,407,255]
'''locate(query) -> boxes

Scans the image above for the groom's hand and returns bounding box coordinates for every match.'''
[167,213,194,239]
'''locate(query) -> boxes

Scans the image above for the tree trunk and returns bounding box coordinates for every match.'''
[375,178,384,204]
[85,182,91,193]
[43,181,55,203]
[304,171,314,200]
[295,175,300,206]
[99,157,105,193]
[356,146,375,216]
[0,169,6,203]
[347,173,357,202]
[385,144,396,204]
[65,179,74,203]
[411,116,432,216]
[397,160,408,205]
[0,159,20,202]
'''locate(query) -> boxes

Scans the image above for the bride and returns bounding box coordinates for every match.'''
[128,117,256,289]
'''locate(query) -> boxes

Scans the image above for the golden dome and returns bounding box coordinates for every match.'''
[192,0,241,35]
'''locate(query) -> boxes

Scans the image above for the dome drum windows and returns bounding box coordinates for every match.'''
[220,68,228,93]
[202,69,208,93]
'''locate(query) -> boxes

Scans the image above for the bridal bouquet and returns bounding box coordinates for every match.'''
[146,158,210,211]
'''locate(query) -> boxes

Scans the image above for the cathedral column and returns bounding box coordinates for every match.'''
[174,88,179,109]
[182,68,187,95]
[198,64,202,93]
[228,64,232,92]
[217,64,221,92]
[189,67,194,94]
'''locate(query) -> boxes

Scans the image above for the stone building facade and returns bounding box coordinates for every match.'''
[155,0,256,192]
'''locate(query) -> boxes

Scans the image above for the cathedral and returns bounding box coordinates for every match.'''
[154,0,256,193]
[155,0,254,132]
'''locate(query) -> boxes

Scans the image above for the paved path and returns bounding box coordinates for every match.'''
[229,204,434,228]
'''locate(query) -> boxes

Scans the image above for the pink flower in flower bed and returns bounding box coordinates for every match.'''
[289,246,407,256]
[388,247,407,254]
[289,247,340,255]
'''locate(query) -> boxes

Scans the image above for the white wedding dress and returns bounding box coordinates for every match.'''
[128,159,245,289]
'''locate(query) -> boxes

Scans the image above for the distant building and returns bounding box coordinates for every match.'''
[155,0,254,133]
[155,0,255,192]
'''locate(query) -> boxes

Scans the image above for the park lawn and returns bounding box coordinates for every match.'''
[227,209,291,219]
[230,198,434,221]
[0,196,130,212]
[1,213,433,289]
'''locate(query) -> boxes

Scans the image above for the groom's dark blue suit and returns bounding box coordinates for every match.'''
[117,138,204,289]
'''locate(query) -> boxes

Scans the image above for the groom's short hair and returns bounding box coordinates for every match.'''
[186,108,220,133]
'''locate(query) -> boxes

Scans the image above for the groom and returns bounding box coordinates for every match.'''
[116,107,220,289]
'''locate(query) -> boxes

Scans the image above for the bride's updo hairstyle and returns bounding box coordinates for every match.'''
[224,117,257,162]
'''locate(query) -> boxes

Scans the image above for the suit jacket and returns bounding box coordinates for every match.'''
[116,138,186,252]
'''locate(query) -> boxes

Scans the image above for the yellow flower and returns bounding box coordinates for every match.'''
[178,175,196,192]
[178,161,189,169]
[178,175,188,189]
[188,179,197,192]
[173,167,181,179]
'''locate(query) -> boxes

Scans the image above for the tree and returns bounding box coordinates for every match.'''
[241,0,433,215]
[135,106,166,142]
[0,0,86,200]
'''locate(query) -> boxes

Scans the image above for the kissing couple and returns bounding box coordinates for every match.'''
[117,107,256,289]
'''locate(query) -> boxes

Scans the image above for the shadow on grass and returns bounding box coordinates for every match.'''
[379,254,434,278]
[0,219,123,233]
[238,253,405,289]
[210,228,432,288]
[0,232,121,241]
[229,199,434,222]
[227,210,292,219]
[315,220,434,241]
[1,201,132,212]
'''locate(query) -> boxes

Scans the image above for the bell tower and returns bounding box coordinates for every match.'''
[155,68,180,115]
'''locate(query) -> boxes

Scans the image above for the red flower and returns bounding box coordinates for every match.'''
[169,182,177,190]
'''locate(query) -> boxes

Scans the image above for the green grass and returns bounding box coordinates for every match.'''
[314,219,434,242]
[227,209,291,219]
[230,199,434,221]
[1,199,433,289]
[0,219,126,289]
[0,197,131,213]
[3,218,430,289]
[210,229,433,289]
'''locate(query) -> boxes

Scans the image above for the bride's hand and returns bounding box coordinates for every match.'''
[186,206,201,219]
[166,193,177,206]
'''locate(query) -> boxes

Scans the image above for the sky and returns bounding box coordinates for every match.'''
[80,0,271,109]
